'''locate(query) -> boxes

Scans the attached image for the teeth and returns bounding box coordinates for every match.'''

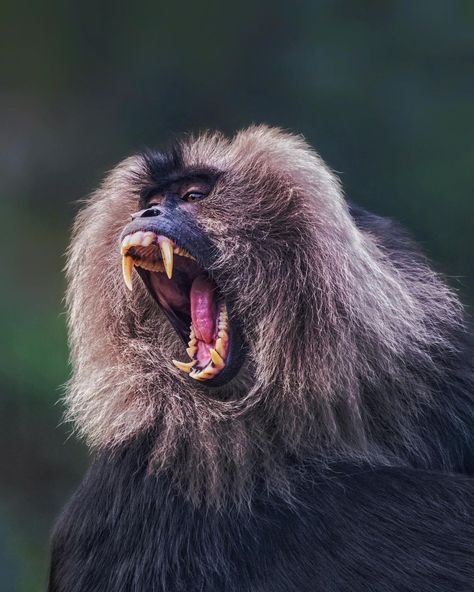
[210,348,224,368]
[159,237,174,279]
[190,365,215,381]
[172,359,197,374]
[122,255,134,291]
[218,306,228,330]
[186,346,197,358]
[120,232,196,273]
[135,259,164,273]
[120,235,131,253]
[189,371,205,381]
[173,246,196,260]
[121,231,156,254]
[215,338,225,357]
[142,233,155,247]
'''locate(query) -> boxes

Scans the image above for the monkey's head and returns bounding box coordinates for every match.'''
[67,126,461,501]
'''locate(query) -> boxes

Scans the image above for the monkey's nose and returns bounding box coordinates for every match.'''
[131,206,162,220]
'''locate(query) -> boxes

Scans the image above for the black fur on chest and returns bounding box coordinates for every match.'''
[48,433,474,592]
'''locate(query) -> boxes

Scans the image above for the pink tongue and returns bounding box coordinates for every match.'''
[190,275,216,344]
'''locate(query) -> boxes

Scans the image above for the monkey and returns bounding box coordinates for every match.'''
[49,127,474,591]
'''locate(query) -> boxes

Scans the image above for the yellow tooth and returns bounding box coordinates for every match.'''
[215,338,225,357]
[189,370,204,380]
[122,255,134,291]
[190,369,212,381]
[186,346,197,358]
[201,364,216,377]
[172,359,197,374]
[210,348,224,368]
[159,237,174,279]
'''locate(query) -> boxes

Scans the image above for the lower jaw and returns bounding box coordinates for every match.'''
[173,301,230,381]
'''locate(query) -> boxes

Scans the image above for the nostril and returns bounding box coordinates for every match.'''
[131,206,162,220]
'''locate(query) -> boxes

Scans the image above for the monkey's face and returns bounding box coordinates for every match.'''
[119,169,245,387]
[103,129,328,399]
[68,126,352,459]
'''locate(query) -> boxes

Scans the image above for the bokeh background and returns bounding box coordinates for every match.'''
[1,1,473,589]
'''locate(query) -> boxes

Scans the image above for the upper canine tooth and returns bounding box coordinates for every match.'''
[122,255,134,291]
[158,237,174,279]
[210,348,224,368]
[172,359,197,374]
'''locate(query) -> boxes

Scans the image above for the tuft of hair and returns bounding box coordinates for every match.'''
[65,126,474,505]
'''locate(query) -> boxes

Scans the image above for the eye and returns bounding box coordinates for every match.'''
[182,191,207,203]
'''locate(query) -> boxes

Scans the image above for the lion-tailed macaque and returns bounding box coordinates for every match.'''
[49,127,474,591]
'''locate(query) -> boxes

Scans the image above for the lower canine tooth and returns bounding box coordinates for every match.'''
[122,255,134,291]
[172,359,197,374]
[210,348,224,368]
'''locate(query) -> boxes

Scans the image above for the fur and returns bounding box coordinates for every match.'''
[64,126,474,503]
[49,433,474,592]
[50,126,474,591]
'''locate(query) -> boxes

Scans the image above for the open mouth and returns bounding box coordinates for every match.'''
[120,231,230,382]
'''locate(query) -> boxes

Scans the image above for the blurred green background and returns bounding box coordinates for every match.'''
[1,0,473,589]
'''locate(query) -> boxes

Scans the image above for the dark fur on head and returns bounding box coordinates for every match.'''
[66,126,474,504]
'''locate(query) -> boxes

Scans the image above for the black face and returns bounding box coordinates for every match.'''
[120,156,245,388]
